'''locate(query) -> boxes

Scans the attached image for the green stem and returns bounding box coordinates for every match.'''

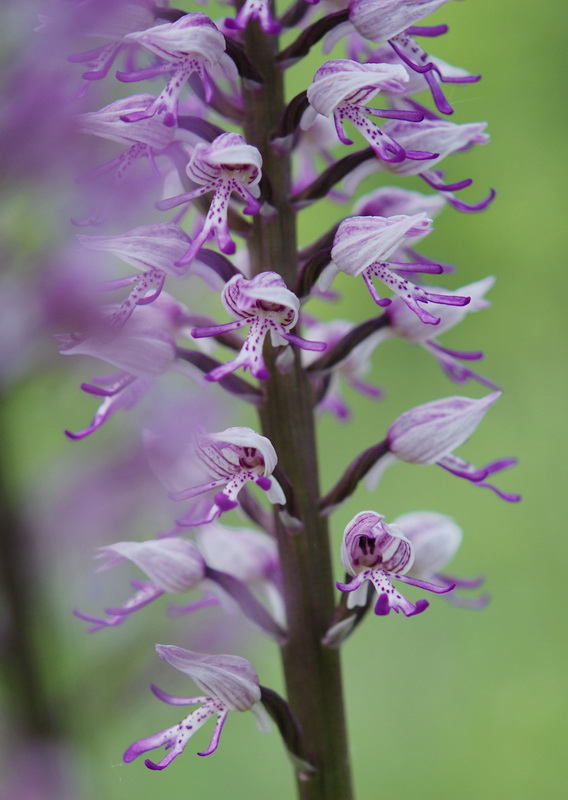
[240,19,355,800]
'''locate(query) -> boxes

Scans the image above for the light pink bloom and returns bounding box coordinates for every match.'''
[124,645,269,770]
[118,13,228,127]
[192,272,325,381]
[157,133,263,264]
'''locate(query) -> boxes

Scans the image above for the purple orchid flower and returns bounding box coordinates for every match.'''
[385,276,499,388]
[124,645,270,770]
[77,222,222,327]
[304,59,433,163]
[330,213,470,323]
[303,319,383,420]
[157,132,263,265]
[117,13,229,127]
[59,294,199,439]
[365,43,480,116]
[394,511,488,608]
[164,426,285,524]
[367,392,521,501]
[68,0,155,87]
[74,538,208,632]
[336,510,453,617]
[225,0,282,35]
[349,0,478,114]
[79,94,177,180]
[191,271,326,381]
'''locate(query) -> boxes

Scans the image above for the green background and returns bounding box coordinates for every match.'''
[1,1,565,798]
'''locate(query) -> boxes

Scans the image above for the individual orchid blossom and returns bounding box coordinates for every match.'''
[378,119,495,211]
[336,510,453,617]
[385,276,499,388]
[117,13,228,127]
[77,222,221,327]
[167,426,285,524]
[330,213,470,324]
[349,0,477,115]
[348,0,453,43]
[377,392,521,501]
[74,538,208,632]
[124,645,269,770]
[157,133,263,265]
[79,94,177,180]
[304,59,434,163]
[225,0,281,35]
[191,272,326,381]
[196,523,285,625]
[59,294,199,439]
[394,511,488,608]
[68,0,155,87]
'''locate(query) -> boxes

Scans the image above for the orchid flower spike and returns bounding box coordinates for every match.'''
[74,538,207,632]
[336,510,453,617]
[168,426,285,524]
[330,213,470,324]
[349,0,478,115]
[157,133,263,265]
[375,392,521,501]
[118,13,228,127]
[394,511,488,608]
[304,59,434,164]
[124,645,269,770]
[191,272,326,381]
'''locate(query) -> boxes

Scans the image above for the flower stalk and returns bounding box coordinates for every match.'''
[241,18,354,799]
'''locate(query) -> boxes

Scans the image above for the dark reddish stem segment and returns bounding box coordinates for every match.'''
[240,14,355,800]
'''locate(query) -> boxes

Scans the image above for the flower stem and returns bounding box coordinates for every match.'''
[241,19,354,800]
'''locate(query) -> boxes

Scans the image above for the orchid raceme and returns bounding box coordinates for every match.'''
[44,1,521,796]
[336,510,453,616]
[192,271,326,380]
[123,645,269,770]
